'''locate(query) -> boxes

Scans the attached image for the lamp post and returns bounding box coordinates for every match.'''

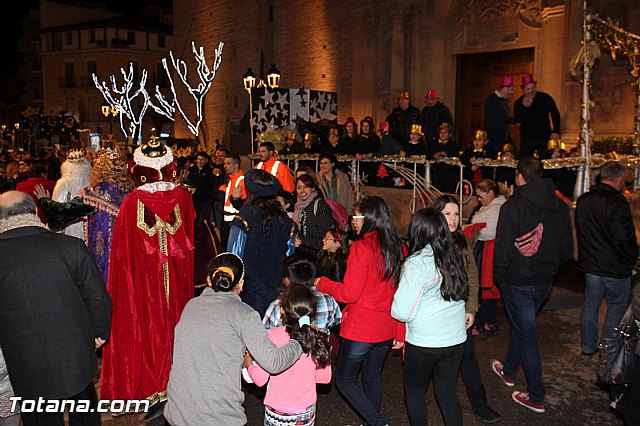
[101,102,119,137]
[242,51,281,154]
[266,64,281,89]
[13,122,20,151]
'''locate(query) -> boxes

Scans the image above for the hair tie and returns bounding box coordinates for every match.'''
[298,315,311,327]
[213,266,234,282]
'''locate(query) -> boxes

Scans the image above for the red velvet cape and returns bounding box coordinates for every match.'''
[100,185,195,401]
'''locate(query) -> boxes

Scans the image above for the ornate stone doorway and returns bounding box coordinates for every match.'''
[455,48,534,152]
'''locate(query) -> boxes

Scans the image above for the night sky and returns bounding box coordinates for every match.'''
[0,0,171,108]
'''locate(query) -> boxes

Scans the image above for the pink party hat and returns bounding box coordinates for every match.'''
[521,74,536,86]
[501,76,514,87]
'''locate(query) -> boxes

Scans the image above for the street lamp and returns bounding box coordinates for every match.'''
[266,64,281,89]
[243,52,282,154]
[12,122,20,151]
[101,102,119,136]
[243,68,257,93]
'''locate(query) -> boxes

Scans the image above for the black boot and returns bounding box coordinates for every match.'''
[469,385,502,423]
[474,405,502,424]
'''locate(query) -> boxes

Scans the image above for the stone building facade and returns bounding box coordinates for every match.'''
[40,0,172,141]
[172,0,640,151]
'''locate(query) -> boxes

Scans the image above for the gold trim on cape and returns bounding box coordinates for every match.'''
[136,200,183,305]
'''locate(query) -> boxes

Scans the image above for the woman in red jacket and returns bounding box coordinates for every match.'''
[317,196,405,426]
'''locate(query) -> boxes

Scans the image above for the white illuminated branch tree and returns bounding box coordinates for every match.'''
[152,41,224,138]
[92,63,151,142]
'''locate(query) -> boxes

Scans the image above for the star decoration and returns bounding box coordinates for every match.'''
[317,92,327,109]
[254,103,268,124]
[275,92,288,110]
[261,89,274,106]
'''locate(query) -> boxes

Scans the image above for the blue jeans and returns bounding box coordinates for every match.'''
[335,338,392,426]
[500,283,551,405]
[580,273,631,354]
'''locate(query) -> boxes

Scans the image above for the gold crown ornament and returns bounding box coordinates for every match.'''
[474,130,487,140]
[502,143,515,153]
[304,133,314,141]
[133,136,174,170]
[439,122,453,132]
[547,139,566,151]
[66,148,86,163]
[286,131,297,140]
[398,91,410,100]
[410,124,424,136]
[329,128,339,136]
[97,147,120,161]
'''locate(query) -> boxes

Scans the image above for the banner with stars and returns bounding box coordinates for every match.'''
[251,87,337,147]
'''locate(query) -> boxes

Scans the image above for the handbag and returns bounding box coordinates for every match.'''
[598,304,640,385]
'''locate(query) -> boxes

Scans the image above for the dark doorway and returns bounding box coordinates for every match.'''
[455,48,535,152]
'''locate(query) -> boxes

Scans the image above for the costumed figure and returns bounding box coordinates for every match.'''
[279,131,304,155]
[419,89,454,146]
[340,117,359,152]
[321,128,346,156]
[386,91,421,144]
[427,123,460,194]
[482,76,516,154]
[321,128,349,174]
[542,139,575,199]
[374,121,403,187]
[399,124,428,186]
[52,148,92,239]
[460,130,496,186]
[100,137,195,417]
[82,147,135,283]
[494,143,517,188]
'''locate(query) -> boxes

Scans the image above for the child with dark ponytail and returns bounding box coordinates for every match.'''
[246,284,332,425]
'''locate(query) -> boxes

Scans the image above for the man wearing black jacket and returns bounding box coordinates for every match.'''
[575,161,638,357]
[513,75,561,159]
[0,191,112,425]
[186,151,217,229]
[491,158,572,414]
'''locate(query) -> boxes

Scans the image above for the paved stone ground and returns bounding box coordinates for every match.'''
[105,261,625,425]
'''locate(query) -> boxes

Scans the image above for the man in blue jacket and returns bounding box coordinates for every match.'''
[575,161,637,358]
[490,158,573,414]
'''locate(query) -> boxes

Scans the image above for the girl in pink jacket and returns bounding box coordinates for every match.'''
[246,284,332,425]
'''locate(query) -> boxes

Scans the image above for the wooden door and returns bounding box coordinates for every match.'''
[455,48,534,152]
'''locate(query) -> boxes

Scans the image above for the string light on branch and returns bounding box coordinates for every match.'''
[153,41,224,137]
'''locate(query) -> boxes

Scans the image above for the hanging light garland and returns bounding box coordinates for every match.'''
[588,15,640,151]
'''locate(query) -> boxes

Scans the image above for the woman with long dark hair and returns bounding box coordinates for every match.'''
[317,196,405,426]
[292,174,334,256]
[227,169,296,316]
[392,208,468,425]
[432,195,502,423]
